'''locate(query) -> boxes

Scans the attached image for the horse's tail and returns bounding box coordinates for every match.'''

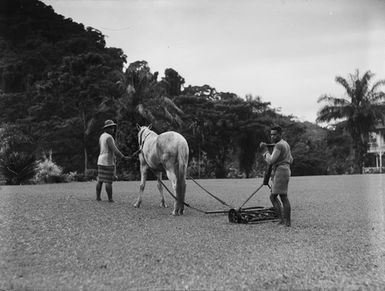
[175,139,189,209]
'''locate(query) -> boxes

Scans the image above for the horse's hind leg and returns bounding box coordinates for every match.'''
[165,168,181,216]
[134,164,147,208]
[156,172,167,207]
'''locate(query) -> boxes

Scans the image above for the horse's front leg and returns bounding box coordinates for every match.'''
[155,172,167,208]
[134,164,148,208]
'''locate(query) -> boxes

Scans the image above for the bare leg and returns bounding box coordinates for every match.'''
[134,164,148,208]
[280,194,291,227]
[106,183,114,202]
[96,181,103,201]
[270,193,283,224]
[156,172,167,207]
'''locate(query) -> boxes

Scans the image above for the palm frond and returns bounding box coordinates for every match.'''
[85,118,95,135]
[162,96,185,115]
[369,80,385,99]
[163,107,174,122]
[361,70,373,89]
[369,91,385,103]
[355,70,373,102]
[316,105,351,123]
[136,104,155,122]
[335,76,354,98]
[317,94,350,106]
[175,115,183,126]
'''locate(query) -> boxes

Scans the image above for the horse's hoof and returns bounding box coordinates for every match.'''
[133,201,141,208]
[171,210,179,216]
[160,201,168,208]
[178,209,184,215]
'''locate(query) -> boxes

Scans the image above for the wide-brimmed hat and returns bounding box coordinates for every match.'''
[103,120,117,129]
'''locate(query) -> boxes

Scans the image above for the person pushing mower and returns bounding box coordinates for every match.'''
[260,126,293,227]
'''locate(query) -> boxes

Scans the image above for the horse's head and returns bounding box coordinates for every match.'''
[136,124,152,147]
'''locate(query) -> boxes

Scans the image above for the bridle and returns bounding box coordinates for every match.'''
[129,128,152,157]
[138,128,152,153]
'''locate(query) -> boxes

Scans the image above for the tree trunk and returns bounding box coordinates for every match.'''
[84,146,88,175]
[82,109,88,175]
[198,144,201,179]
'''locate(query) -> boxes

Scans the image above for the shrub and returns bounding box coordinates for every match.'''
[0,152,37,185]
[118,170,139,181]
[63,171,78,182]
[85,168,98,181]
[35,158,63,184]
[188,154,216,179]
[74,173,85,182]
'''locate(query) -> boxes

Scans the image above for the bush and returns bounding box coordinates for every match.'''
[85,168,98,181]
[63,171,78,182]
[35,158,63,183]
[187,155,216,179]
[74,173,86,182]
[118,170,139,181]
[0,152,37,185]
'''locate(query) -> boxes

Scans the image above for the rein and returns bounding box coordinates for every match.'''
[138,129,152,151]
[125,129,152,159]
[132,129,153,157]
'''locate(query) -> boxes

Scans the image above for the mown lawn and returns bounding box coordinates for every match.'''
[0,174,384,290]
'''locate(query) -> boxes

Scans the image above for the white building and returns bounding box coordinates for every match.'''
[365,123,385,173]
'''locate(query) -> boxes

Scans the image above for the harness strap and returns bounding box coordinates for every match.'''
[139,130,152,152]
[135,130,153,165]
[157,178,207,214]
[188,174,233,209]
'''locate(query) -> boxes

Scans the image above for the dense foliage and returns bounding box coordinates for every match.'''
[1,0,381,184]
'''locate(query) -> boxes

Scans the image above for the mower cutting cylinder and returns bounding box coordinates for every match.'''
[228,207,278,224]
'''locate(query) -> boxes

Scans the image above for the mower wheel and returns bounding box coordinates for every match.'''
[228,209,241,223]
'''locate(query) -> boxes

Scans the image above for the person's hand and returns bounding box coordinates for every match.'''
[259,142,267,151]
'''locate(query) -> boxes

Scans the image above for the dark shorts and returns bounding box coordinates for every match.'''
[97,165,115,183]
[271,165,291,195]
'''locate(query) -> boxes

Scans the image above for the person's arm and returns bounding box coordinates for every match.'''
[106,136,124,158]
[263,147,281,165]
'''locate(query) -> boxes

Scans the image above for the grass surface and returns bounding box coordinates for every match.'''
[1,174,385,290]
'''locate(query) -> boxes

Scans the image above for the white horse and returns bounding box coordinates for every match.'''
[134,124,189,216]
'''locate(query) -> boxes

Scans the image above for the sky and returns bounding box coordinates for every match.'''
[41,0,385,123]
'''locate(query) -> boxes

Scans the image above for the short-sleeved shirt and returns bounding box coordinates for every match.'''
[263,139,293,194]
[263,139,293,169]
[97,132,123,166]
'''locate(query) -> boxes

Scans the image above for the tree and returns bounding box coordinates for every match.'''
[0,0,127,173]
[235,95,272,177]
[120,62,185,132]
[324,125,352,174]
[317,70,385,173]
[33,50,125,173]
[176,89,273,178]
[160,68,185,97]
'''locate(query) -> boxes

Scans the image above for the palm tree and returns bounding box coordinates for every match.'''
[116,61,184,132]
[316,69,385,173]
